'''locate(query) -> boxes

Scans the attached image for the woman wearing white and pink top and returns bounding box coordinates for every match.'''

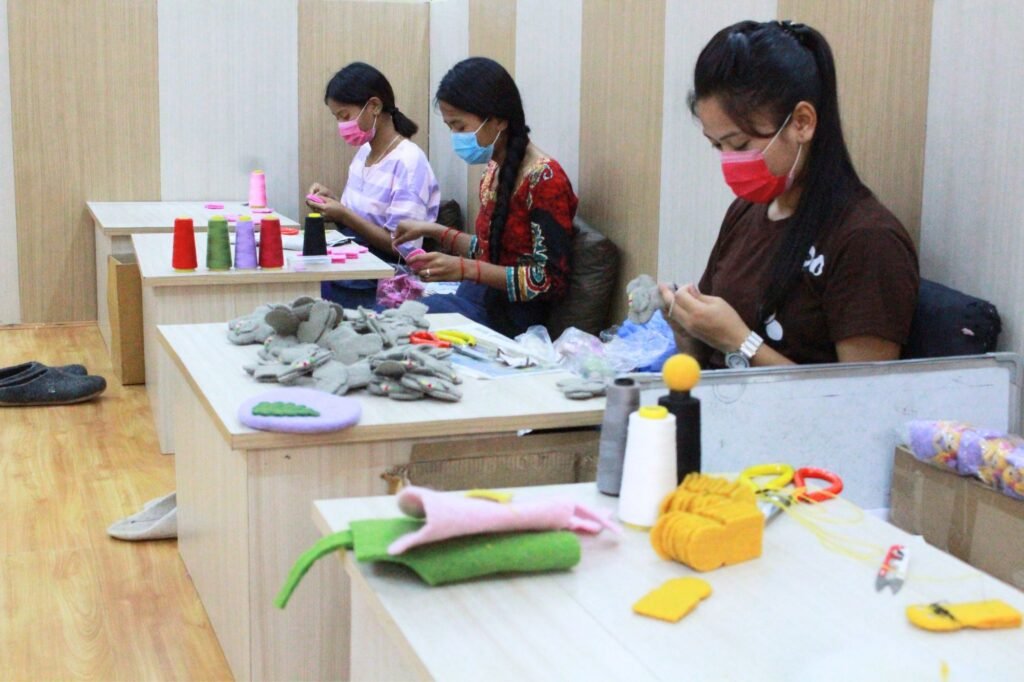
[307,62,440,309]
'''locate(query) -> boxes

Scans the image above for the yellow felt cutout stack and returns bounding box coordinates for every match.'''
[906,600,1022,632]
[633,578,712,622]
[650,473,764,572]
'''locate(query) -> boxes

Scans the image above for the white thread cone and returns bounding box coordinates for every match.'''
[618,406,677,527]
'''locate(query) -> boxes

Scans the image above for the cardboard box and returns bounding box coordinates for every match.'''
[106,253,145,385]
[398,429,599,492]
[890,445,1024,590]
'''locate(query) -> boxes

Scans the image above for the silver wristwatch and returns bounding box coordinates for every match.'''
[724,331,764,369]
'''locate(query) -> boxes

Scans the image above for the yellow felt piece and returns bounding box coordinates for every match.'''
[464,489,513,503]
[633,578,712,623]
[651,474,764,572]
[907,601,1022,632]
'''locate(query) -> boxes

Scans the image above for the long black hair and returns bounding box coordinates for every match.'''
[690,20,866,326]
[325,62,418,138]
[436,57,530,263]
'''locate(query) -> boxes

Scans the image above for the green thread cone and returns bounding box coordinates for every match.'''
[206,216,232,270]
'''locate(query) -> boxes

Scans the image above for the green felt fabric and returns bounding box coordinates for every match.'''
[275,518,580,608]
[349,518,581,586]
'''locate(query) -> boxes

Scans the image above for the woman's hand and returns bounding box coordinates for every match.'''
[394,219,442,247]
[660,283,749,352]
[311,196,347,224]
[307,182,337,201]
[407,252,464,282]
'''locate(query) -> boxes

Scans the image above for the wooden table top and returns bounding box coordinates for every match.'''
[88,200,299,234]
[158,317,605,450]
[314,482,1024,682]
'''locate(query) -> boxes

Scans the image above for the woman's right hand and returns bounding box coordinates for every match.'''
[394,219,442,247]
[307,182,337,201]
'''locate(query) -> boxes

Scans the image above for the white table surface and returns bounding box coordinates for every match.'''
[87,200,299,233]
[132,232,394,286]
[315,483,1024,682]
[157,317,605,450]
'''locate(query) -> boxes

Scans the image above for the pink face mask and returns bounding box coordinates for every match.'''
[337,102,376,147]
[720,113,801,204]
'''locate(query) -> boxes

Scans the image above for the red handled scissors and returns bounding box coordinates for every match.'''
[739,464,844,523]
[409,331,451,348]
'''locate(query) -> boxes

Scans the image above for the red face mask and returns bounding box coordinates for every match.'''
[720,114,801,204]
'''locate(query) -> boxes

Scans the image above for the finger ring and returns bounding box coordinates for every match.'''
[424,269,431,278]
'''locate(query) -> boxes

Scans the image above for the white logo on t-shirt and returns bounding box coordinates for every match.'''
[803,246,825,277]
[765,313,784,341]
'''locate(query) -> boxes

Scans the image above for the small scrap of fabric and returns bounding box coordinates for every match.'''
[387,486,620,555]
[633,578,712,623]
[906,600,1021,632]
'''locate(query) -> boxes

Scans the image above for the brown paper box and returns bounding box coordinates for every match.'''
[890,445,1024,590]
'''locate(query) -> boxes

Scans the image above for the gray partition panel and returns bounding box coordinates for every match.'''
[635,353,1022,509]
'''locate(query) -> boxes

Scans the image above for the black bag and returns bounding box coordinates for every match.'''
[902,279,1002,358]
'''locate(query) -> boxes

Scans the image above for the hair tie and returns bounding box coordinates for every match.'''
[778,20,810,45]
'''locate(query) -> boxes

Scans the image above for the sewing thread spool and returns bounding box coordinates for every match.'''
[234,215,258,269]
[618,405,678,528]
[258,215,284,268]
[597,377,641,496]
[658,354,702,483]
[171,216,197,271]
[302,212,327,256]
[206,215,232,270]
[249,170,268,208]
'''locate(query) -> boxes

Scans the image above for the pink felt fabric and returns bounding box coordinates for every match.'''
[387,486,620,555]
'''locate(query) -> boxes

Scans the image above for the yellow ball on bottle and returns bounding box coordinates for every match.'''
[662,354,701,392]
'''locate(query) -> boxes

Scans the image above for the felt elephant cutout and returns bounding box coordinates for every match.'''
[627,274,663,325]
[227,304,275,345]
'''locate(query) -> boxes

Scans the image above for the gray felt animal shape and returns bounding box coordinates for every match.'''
[626,274,664,325]
[227,304,275,345]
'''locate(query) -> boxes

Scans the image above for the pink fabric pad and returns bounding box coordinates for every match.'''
[306,193,326,204]
[387,486,620,555]
[204,202,224,209]
[237,387,361,433]
[252,207,273,214]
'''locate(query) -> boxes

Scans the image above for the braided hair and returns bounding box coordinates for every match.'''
[436,57,530,263]
[325,62,419,138]
[690,21,865,327]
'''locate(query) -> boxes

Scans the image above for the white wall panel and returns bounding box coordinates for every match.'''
[428,0,469,209]
[0,0,19,323]
[921,0,1024,353]
[158,0,299,221]
[515,0,582,189]
[657,0,776,284]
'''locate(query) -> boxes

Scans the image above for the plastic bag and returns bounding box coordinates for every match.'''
[514,325,560,365]
[607,309,676,372]
[376,273,425,309]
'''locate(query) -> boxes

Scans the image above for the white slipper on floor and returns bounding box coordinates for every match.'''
[107,491,178,541]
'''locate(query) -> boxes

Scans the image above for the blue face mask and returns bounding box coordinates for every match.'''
[452,119,501,165]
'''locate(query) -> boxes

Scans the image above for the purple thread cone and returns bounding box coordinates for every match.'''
[234,216,258,269]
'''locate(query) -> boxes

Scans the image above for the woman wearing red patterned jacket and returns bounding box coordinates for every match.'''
[393,57,577,338]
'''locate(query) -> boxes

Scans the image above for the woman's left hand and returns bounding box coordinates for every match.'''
[408,252,463,282]
[660,283,750,352]
[309,195,345,222]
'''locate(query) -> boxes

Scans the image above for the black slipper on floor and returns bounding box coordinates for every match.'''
[0,364,106,406]
[0,362,88,386]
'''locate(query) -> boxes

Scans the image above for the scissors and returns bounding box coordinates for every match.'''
[409,331,451,348]
[432,330,495,361]
[739,463,844,523]
[876,544,910,594]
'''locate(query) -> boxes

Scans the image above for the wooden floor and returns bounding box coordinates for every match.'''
[0,323,233,680]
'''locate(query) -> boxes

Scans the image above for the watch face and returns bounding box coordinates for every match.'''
[725,352,750,369]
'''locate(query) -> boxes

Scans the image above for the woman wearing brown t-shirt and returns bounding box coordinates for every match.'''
[660,21,919,368]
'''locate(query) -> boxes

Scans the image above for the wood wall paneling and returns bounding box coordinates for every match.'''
[579,0,667,322]
[158,0,300,222]
[779,0,933,242]
[515,0,583,189]
[465,0,517,231]
[9,0,161,323]
[0,1,18,323]
[298,0,430,226]
[921,0,1024,353]
[657,0,777,284]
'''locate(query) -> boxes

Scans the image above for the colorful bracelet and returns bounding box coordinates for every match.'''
[441,228,455,252]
